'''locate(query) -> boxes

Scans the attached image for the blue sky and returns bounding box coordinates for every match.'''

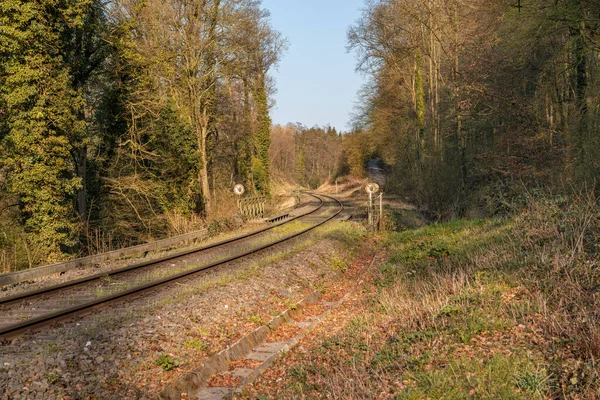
[262,0,366,132]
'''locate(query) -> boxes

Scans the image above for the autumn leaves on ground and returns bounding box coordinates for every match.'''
[240,191,600,399]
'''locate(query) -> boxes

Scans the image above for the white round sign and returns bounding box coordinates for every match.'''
[233,184,245,196]
[365,183,380,194]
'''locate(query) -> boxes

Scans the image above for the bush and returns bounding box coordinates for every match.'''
[207,217,236,237]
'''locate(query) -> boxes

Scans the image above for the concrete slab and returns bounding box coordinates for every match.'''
[252,341,288,354]
[294,321,312,328]
[159,290,328,399]
[191,387,230,400]
[246,342,289,363]
[229,368,255,379]
[245,351,271,362]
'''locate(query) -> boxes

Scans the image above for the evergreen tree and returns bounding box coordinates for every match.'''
[0,0,100,261]
[252,80,272,194]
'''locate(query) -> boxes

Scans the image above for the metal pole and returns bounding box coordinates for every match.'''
[379,193,383,231]
[368,192,372,227]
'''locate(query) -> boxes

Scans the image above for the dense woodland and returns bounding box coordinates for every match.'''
[0,0,290,268]
[347,0,600,217]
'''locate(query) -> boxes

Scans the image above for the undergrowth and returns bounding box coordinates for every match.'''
[253,190,600,399]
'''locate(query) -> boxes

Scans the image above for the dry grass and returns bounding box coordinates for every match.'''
[243,190,600,399]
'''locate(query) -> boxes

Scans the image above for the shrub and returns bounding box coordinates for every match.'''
[154,353,179,371]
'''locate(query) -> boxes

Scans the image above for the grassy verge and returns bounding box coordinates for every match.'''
[247,194,600,399]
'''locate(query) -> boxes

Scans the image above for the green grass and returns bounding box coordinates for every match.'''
[43,342,61,355]
[330,255,347,273]
[247,313,266,325]
[183,338,208,351]
[399,353,551,400]
[45,372,61,385]
[154,353,179,371]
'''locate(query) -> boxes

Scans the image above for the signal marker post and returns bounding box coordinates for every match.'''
[379,192,384,230]
[365,183,380,230]
[234,184,245,215]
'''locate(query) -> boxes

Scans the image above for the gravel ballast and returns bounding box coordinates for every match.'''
[0,221,366,399]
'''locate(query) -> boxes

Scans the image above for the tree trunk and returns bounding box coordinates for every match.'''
[453,3,467,204]
[76,145,87,219]
[198,115,212,216]
[574,20,588,175]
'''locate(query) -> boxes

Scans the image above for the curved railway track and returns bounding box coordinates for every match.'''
[0,193,343,338]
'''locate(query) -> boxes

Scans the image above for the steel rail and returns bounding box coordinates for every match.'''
[0,194,324,306]
[0,194,343,337]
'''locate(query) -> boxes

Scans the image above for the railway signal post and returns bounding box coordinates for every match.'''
[365,183,380,229]
[234,183,245,215]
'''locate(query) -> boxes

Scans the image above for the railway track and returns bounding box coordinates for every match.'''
[0,193,343,338]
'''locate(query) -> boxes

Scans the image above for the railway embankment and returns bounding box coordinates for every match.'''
[0,194,367,399]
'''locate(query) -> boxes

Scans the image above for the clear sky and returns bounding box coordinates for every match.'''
[262,0,366,132]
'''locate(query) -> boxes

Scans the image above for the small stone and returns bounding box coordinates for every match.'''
[94,356,104,365]
[107,372,118,381]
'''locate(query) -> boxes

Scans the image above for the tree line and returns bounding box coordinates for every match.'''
[0,0,285,268]
[270,123,342,189]
[349,0,600,217]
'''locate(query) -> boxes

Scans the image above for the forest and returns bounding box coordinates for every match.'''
[346,0,600,218]
[0,0,293,269]
[2,0,600,271]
